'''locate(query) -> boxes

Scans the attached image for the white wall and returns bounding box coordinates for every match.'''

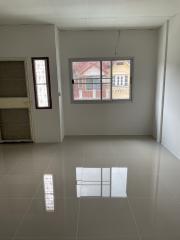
[0,25,61,143]
[59,30,158,135]
[161,14,180,159]
[54,26,64,141]
[154,23,168,141]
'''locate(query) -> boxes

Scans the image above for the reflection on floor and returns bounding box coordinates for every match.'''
[43,174,55,212]
[0,136,180,240]
[76,167,128,198]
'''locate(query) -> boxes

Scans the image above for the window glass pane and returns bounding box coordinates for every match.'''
[37,84,48,107]
[112,60,131,100]
[72,61,101,101]
[72,61,100,79]
[102,61,111,78]
[34,60,47,84]
[86,79,93,90]
[73,81,101,101]
[93,79,101,90]
[102,62,111,100]
[102,78,110,84]
[102,83,111,100]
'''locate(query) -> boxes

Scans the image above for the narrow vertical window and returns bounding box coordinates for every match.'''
[32,57,52,109]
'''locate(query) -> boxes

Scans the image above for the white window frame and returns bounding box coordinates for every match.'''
[69,57,134,103]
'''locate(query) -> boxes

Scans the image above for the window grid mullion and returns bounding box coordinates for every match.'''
[110,61,113,100]
[100,61,102,101]
[101,167,103,197]
[36,83,47,86]
[110,167,112,198]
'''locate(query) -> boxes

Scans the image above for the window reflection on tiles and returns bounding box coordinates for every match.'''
[76,167,127,198]
[43,174,55,212]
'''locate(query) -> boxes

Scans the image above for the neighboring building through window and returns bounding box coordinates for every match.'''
[32,57,52,109]
[70,58,133,102]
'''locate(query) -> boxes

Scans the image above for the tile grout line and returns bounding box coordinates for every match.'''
[11,187,39,240]
[76,198,81,240]
[75,151,85,240]
[75,149,87,240]
[127,197,142,240]
[11,161,52,240]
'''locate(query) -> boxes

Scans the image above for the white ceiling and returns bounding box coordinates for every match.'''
[0,0,179,29]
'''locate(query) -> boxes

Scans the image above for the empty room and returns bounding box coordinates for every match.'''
[0,0,180,240]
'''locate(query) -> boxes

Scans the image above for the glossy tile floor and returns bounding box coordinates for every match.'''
[0,136,180,240]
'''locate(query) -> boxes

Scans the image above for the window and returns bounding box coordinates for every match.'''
[32,57,52,109]
[70,58,133,102]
